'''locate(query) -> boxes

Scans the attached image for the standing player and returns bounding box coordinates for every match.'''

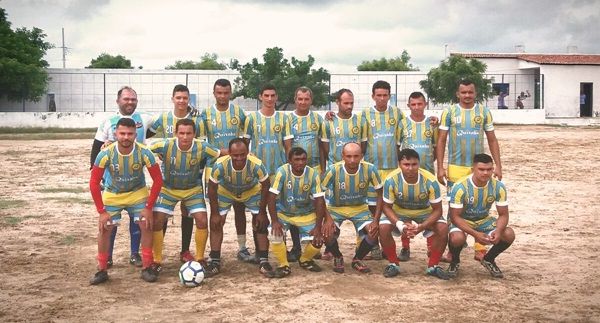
[379,149,448,279]
[146,84,205,263]
[396,91,439,261]
[90,86,153,268]
[267,147,335,277]
[201,79,254,263]
[149,119,220,271]
[205,139,274,278]
[437,80,502,262]
[287,86,324,261]
[321,142,382,274]
[447,154,515,278]
[89,118,163,285]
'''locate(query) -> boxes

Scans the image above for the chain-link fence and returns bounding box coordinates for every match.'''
[0,69,543,112]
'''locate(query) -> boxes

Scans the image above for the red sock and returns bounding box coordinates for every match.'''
[428,249,442,267]
[97,252,109,271]
[141,247,154,268]
[383,245,399,264]
[426,237,433,253]
[401,236,410,249]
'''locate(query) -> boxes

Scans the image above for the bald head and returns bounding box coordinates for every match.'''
[342,142,362,155]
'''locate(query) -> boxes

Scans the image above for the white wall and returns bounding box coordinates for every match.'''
[540,65,600,117]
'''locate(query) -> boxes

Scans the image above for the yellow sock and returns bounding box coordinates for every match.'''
[299,243,321,263]
[474,242,487,252]
[271,242,289,267]
[195,228,208,261]
[152,230,164,263]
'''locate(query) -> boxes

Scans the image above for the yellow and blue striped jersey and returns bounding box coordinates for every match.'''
[149,111,206,140]
[320,114,367,166]
[362,106,404,170]
[210,154,269,196]
[449,175,508,221]
[149,138,220,190]
[94,142,157,193]
[322,160,382,207]
[201,103,246,167]
[290,111,323,168]
[398,116,438,174]
[270,164,324,216]
[439,103,494,167]
[382,168,442,217]
[243,111,293,176]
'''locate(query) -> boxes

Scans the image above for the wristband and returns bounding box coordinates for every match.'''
[395,221,405,233]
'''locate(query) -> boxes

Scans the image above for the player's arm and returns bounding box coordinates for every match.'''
[435,128,448,185]
[256,176,271,229]
[417,201,442,234]
[491,205,509,244]
[89,165,110,231]
[485,130,502,180]
[283,138,293,161]
[319,140,328,174]
[207,179,219,218]
[267,191,283,237]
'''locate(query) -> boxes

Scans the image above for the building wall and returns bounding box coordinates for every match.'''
[540,65,600,117]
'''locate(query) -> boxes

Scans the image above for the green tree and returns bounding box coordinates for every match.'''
[86,53,133,69]
[230,47,330,110]
[0,8,53,102]
[357,50,419,71]
[419,55,493,105]
[166,53,227,70]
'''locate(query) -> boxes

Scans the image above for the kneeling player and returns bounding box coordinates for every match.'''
[321,142,382,274]
[205,139,273,277]
[447,153,515,278]
[89,118,163,285]
[379,149,449,279]
[149,119,220,272]
[267,147,335,278]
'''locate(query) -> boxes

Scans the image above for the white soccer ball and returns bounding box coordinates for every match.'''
[179,261,205,287]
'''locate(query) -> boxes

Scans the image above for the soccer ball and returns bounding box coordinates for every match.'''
[178,261,205,287]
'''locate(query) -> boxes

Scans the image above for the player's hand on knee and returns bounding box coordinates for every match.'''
[474,232,491,245]
[98,211,111,232]
[140,208,153,230]
[322,217,336,239]
[271,220,284,238]
[437,169,447,186]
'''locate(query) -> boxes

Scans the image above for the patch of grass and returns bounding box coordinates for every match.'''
[61,235,76,245]
[38,187,87,194]
[0,199,26,210]
[40,197,92,204]
[3,216,23,226]
[0,127,95,134]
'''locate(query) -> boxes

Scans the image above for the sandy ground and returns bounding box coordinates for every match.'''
[0,125,599,322]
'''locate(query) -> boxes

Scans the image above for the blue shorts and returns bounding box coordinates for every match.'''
[328,205,372,237]
[449,216,496,235]
[153,186,206,216]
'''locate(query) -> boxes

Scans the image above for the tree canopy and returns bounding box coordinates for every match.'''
[86,53,133,69]
[357,50,419,71]
[0,8,53,102]
[165,53,227,70]
[419,55,493,105]
[230,47,330,110]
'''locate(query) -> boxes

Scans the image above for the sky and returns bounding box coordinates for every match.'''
[2,0,600,72]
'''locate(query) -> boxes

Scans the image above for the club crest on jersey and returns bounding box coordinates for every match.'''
[389,118,396,125]
[352,126,360,134]
[132,163,141,171]
[273,125,282,132]
[310,123,318,131]
[474,116,483,124]
[358,182,366,189]
[230,117,239,125]
[424,130,433,138]
[419,192,428,200]
[302,184,310,192]
[189,159,198,166]
[245,177,253,183]
[486,195,495,203]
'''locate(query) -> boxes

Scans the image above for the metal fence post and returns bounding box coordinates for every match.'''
[103,73,106,112]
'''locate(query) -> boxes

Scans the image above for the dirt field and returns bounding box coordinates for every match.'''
[0,125,599,322]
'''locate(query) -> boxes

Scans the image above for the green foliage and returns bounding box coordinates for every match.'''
[166,53,227,70]
[230,47,330,110]
[357,50,418,71]
[86,53,133,69]
[419,55,493,105]
[0,8,52,102]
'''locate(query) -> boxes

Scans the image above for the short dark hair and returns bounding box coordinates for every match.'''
[260,83,277,95]
[294,86,313,100]
[116,117,136,129]
[457,79,475,91]
[398,148,420,162]
[175,118,196,134]
[372,80,391,94]
[473,153,493,164]
[336,88,353,101]
[213,79,231,90]
[408,91,426,102]
[288,147,307,160]
[117,86,136,99]
[228,138,248,151]
[172,84,190,97]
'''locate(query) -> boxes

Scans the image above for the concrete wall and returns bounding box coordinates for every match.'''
[540,65,600,117]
